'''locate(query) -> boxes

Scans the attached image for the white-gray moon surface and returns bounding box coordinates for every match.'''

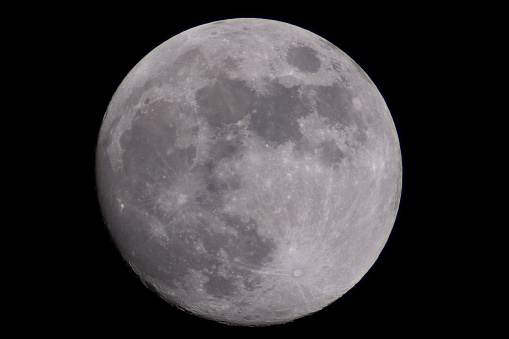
[96,18,402,326]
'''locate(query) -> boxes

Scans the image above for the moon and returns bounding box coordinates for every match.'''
[96,18,402,326]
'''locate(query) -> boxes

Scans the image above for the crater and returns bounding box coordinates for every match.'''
[293,268,303,277]
[177,194,188,205]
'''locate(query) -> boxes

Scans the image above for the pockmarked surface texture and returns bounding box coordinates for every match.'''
[96,18,402,326]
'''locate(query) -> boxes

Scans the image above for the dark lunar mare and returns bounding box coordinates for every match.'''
[99,97,278,299]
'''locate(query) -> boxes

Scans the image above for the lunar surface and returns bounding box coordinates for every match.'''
[96,18,402,326]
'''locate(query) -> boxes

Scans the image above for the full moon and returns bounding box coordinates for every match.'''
[96,18,402,326]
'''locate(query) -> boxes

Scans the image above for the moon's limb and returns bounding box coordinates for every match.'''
[96,18,402,326]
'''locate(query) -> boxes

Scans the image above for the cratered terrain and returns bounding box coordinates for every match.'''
[96,18,402,326]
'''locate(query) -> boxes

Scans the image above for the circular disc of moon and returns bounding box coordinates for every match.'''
[96,18,402,326]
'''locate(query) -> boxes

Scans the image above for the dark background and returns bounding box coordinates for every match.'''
[20,3,496,337]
